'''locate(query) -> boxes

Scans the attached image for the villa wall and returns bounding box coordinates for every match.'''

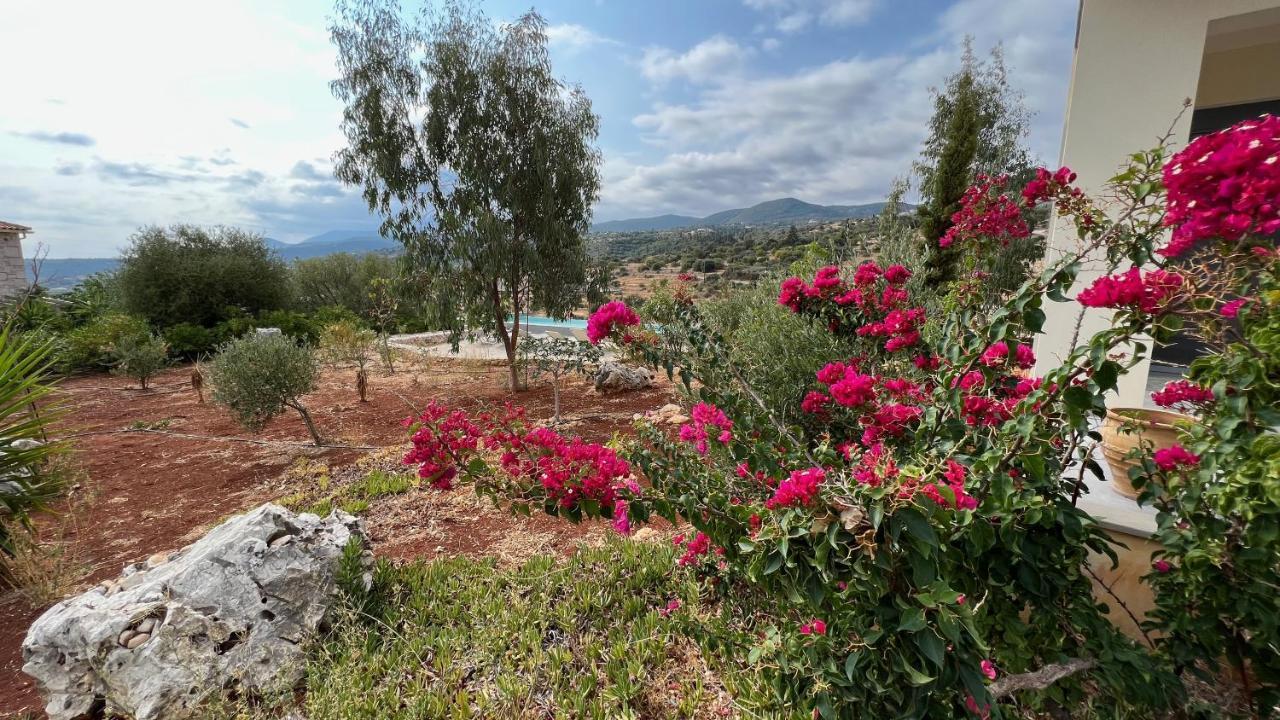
[0,231,27,298]
[1034,0,1280,407]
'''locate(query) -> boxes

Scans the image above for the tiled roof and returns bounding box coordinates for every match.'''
[0,221,31,233]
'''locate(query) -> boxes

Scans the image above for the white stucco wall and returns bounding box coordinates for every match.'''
[0,231,27,298]
[1034,0,1280,407]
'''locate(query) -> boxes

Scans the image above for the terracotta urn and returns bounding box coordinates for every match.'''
[1098,407,1195,499]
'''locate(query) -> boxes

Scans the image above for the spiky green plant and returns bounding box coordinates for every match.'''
[0,324,66,554]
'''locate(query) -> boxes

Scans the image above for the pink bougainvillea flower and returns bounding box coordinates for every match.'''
[883,264,912,285]
[586,301,640,344]
[1162,115,1280,258]
[1153,444,1200,471]
[980,660,998,680]
[1153,559,1172,574]
[1022,166,1078,205]
[1014,343,1036,369]
[765,467,826,510]
[1076,267,1183,313]
[799,618,827,635]
[612,499,631,536]
[979,341,1009,367]
[942,174,1030,248]
[1151,379,1214,408]
[1220,298,1249,318]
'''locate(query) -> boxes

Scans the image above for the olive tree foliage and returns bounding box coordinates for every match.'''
[111,334,168,390]
[517,336,601,424]
[208,333,324,445]
[116,225,289,328]
[330,1,603,392]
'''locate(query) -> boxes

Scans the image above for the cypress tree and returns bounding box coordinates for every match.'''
[918,69,980,285]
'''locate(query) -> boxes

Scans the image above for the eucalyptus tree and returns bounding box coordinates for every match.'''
[331,1,603,391]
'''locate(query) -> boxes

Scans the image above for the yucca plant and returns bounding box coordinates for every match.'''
[0,323,66,555]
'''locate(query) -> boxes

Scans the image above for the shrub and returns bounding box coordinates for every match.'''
[59,313,150,372]
[289,252,399,317]
[162,323,215,360]
[111,333,168,389]
[256,309,322,345]
[116,224,289,328]
[320,321,376,401]
[208,333,323,445]
[396,120,1280,717]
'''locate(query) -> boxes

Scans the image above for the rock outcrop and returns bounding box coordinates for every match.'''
[593,362,653,393]
[22,504,370,720]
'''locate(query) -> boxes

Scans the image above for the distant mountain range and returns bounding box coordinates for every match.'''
[591,197,899,233]
[31,230,400,291]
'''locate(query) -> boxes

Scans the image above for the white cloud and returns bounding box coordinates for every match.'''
[546,23,618,52]
[0,0,371,256]
[762,37,781,52]
[744,0,877,34]
[598,0,1077,220]
[640,35,754,86]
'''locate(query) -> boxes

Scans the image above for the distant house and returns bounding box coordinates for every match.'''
[1035,1,1280,407]
[0,221,30,298]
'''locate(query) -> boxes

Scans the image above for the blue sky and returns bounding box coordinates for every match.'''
[0,0,1079,257]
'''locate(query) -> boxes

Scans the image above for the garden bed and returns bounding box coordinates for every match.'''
[0,358,674,718]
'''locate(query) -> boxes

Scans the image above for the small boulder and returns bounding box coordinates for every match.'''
[22,503,370,720]
[594,362,653,394]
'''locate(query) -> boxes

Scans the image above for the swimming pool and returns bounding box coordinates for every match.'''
[509,315,589,331]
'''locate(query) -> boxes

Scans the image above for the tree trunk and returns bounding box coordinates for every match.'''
[288,401,325,446]
[492,280,524,392]
[356,369,368,402]
[552,381,561,425]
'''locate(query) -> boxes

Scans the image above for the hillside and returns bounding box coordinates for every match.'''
[591,197,894,233]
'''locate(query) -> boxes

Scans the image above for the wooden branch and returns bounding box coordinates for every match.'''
[989,658,1096,698]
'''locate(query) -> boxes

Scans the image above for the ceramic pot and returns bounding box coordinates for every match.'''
[1099,407,1194,499]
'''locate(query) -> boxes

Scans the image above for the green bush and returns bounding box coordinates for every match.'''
[163,323,216,360]
[116,224,289,327]
[208,333,323,445]
[59,313,150,372]
[111,334,168,389]
[256,310,322,345]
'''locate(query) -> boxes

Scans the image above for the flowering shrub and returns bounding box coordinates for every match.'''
[402,116,1279,717]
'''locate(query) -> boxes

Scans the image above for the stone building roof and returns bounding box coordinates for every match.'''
[0,221,32,233]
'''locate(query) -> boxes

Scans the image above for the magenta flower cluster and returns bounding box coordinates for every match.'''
[1076,267,1183,313]
[678,401,733,455]
[586,300,641,344]
[1162,114,1280,258]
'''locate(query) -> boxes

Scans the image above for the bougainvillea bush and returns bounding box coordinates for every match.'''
[401,116,1278,718]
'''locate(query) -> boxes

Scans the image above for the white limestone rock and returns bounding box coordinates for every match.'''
[22,503,370,720]
[593,362,653,393]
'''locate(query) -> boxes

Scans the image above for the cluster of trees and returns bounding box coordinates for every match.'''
[8,224,434,380]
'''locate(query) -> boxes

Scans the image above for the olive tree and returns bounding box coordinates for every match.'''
[517,336,601,425]
[111,334,168,390]
[331,1,602,391]
[208,333,324,445]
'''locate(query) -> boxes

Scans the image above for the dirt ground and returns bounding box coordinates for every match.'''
[0,356,678,718]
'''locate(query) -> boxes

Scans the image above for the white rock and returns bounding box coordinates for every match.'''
[22,503,370,720]
[593,362,653,393]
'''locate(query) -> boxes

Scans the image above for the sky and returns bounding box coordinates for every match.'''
[0,0,1080,258]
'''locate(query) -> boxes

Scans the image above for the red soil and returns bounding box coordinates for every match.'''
[0,358,675,718]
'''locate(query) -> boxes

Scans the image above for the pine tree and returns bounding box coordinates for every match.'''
[918,69,980,284]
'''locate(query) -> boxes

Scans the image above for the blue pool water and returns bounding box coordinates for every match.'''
[510,314,588,329]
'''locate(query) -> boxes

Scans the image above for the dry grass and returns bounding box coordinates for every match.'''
[0,515,86,606]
